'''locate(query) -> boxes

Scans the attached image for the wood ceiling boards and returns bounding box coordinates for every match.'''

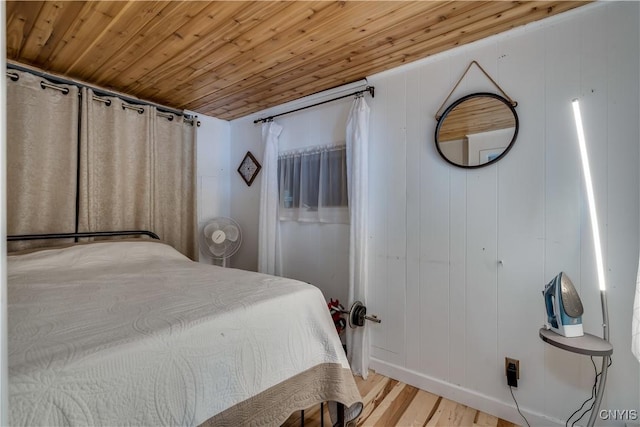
[5,1,589,121]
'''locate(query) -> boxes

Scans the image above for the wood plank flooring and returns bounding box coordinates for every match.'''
[282,371,519,427]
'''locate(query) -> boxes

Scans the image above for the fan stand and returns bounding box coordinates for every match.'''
[209,257,228,268]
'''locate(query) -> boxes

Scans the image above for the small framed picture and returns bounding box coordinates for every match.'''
[237,151,262,186]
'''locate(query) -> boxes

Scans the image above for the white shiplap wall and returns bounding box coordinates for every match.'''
[365,2,639,425]
[229,2,640,424]
[1,2,8,423]
[194,115,231,262]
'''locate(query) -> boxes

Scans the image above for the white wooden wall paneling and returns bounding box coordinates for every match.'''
[0,3,7,423]
[494,26,547,414]
[368,75,390,362]
[418,61,453,383]
[196,116,231,261]
[468,40,514,402]
[600,2,640,414]
[404,66,424,373]
[575,7,609,408]
[448,165,467,389]
[445,52,469,388]
[542,16,585,418]
[280,223,349,302]
[460,43,501,398]
[464,164,499,394]
[383,72,408,367]
[366,4,639,424]
[464,183,495,384]
[447,48,481,392]
[229,119,263,271]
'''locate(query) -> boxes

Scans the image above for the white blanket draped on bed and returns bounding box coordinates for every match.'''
[8,241,361,426]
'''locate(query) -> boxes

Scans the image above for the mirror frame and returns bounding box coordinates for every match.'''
[434,92,519,169]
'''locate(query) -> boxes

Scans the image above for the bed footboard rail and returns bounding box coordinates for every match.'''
[8,230,160,241]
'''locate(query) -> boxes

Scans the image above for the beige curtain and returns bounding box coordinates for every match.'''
[6,70,79,251]
[7,72,196,259]
[78,88,197,259]
[78,88,153,234]
[153,113,197,260]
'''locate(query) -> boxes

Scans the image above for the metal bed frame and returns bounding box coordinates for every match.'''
[300,402,346,427]
[8,230,160,242]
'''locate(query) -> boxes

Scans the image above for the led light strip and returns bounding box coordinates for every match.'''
[572,98,606,292]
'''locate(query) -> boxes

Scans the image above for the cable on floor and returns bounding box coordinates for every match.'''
[509,385,531,427]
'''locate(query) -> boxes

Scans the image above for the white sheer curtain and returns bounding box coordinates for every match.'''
[345,95,370,378]
[258,121,283,275]
[278,145,348,224]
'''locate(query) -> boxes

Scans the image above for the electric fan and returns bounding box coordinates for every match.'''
[199,217,242,267]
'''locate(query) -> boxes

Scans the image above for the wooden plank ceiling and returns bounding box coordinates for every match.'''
[6,1,589,121]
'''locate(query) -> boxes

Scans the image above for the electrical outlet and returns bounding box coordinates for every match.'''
[505,357,520,387]
[505,357,520,378]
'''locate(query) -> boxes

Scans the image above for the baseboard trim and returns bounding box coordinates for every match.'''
[370,357,563,427]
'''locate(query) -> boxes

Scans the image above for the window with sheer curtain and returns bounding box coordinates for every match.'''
[278,145,348,224]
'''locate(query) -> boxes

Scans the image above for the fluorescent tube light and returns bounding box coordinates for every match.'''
[572,99,606,292]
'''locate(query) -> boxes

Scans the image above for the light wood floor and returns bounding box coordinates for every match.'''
[282,371,519,427]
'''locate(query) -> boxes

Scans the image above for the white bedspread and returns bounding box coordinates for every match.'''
[8,241,354,426]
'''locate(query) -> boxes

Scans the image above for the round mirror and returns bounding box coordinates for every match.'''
[435,93,518,168]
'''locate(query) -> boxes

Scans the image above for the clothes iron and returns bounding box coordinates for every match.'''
[543,272,584,337]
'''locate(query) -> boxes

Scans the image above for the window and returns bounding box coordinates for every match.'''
[278,145,348,224]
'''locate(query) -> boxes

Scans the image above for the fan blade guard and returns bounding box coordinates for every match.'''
[223,225,239,242]
[203,222,220,238]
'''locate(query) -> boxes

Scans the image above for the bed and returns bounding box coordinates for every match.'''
[7,237,362,426]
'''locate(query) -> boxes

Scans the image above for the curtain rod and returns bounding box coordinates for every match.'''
[253,86,374,124]
[6,62,194,120]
